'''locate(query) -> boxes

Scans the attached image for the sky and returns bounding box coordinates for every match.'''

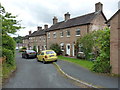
[1,0,120,37]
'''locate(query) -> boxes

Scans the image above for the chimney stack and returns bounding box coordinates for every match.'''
[44,24,48,30]
[29,31,31,35]
[53,16,58,24]
[37,26,42,30]
[95,2,103,12]
[64,12,70,21]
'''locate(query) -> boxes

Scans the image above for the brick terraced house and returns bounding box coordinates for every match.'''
[23,25,48,51]
[107,9,120,74]
[46,2,107,56]
[23,2,107,56]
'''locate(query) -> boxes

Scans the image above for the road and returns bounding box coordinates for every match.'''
[3,51,80,88]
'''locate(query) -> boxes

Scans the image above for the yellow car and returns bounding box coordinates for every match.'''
[37,50,58,64]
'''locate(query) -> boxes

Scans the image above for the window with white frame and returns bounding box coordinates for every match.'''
[53,32,56,38]
[60,31,64,37]
[76,29,81,36]
[66,30,70,37]
[48,33,50,38]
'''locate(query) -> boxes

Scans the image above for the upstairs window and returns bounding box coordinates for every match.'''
[76,29,80,36]
[66,30,70,37]
[53,32,56,38]
[60,31,64,37]
[48,33,50,38]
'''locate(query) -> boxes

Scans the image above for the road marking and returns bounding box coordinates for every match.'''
[53,62,101,89]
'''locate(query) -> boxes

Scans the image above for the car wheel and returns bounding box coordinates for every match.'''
[54,60,57,62]
[25,55,28,59]
[43,59,46,64]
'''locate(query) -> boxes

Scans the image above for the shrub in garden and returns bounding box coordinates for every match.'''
[19,46,27,52]
[91,28,111,73]
[50,43,62,55]
[76,28,111,73]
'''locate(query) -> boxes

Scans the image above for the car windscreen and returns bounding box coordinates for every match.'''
[46,51,55,54]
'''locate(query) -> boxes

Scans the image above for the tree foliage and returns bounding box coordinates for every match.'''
[91,28,111,73]
[0,4,22,35]
[50,43,62,55]
[76,28,111,73]
[13,36,23,43]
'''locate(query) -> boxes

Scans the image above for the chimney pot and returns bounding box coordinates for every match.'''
[53,16,58,24]
[64,12,70,21]
[29,31,31,35]
[95,2,103,12]
[44,24,48,29]
[37,26,42,30]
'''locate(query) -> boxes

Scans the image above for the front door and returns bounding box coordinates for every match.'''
[66,44,70,56]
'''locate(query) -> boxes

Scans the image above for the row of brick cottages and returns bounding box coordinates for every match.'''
[22,2,107,57]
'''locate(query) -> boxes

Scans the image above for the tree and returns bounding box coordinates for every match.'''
[13,36,23,43]
[50,43,62,55]
[0,4,22,35]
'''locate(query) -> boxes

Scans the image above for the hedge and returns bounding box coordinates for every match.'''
[2,48,15,65]
[2,34,16,55]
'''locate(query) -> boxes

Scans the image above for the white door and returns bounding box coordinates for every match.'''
[66,44,70,56]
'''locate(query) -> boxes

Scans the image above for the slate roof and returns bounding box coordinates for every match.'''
[29,29,46,37]
[23,35,29,39]
[46,12,99,31]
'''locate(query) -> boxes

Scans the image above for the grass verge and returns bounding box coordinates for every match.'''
[2,63,16,80]
[58,56,93,70]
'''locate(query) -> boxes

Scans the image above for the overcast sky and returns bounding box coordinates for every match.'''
[1,0,120,37]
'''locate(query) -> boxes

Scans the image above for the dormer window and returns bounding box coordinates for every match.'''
[66,30,70,37]
[53,32,56,38]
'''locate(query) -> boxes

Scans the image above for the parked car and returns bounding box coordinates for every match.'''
[37,50,57,64]
[77,52,85,59]
[22,50,36,59]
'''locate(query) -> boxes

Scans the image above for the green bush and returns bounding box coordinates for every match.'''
[91,28,111,73]
[19,46,27,52]
[21,46,27,49]
[50,43,62,55]
[2,34,16,54]
[2,48,15,65]
[76,28,111,73]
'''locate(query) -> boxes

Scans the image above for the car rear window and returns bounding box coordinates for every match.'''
[46,51,55,54]
[26,50,35,53]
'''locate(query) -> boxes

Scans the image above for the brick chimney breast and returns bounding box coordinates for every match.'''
[37,26,42,30]
[64,12,70,21]
[44,24,48,30]
[95,2,103,12]
[53,16,58,24]
[29,31,32,35]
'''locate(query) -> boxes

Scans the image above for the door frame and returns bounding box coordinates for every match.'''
[66,44,71,56]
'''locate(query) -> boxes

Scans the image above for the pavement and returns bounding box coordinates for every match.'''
[55,60,119,88]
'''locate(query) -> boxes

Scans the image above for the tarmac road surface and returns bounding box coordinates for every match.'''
[3,51,80,88]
